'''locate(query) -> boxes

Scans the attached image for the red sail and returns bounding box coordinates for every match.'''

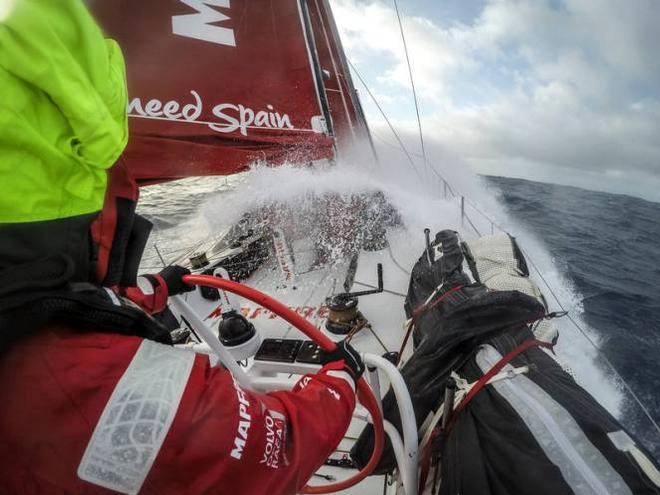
[90,0,336,183]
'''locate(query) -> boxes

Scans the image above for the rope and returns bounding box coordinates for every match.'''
[372,130,458,199]
[446,338,554,433]
[392,0,427,173]
[520,246,660,436]
[396,319,414,366]
[412,285,464,320]
[417,338,553,492]
[463,209,482,236]
[463,196,507,233]
[347,60,424,182]
[368,72,660,435]
[387,242,412,276]
[366,324,391,354]
[451,192,660,435]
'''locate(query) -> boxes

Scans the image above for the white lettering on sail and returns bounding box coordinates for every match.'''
[128,90,202,122]
[276,113,293,130]
[172,0,236,47]
[128,91,296,136]
[181,91,203,121]
[211,103,240,132]
[211,103,295,136]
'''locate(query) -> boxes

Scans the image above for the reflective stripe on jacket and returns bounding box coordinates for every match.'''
[0,328,355,494]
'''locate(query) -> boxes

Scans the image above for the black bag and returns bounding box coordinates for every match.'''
[351,231,660,495]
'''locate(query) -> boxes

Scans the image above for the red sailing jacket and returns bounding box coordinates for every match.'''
[90,159,171,315]
[0,327,355,495]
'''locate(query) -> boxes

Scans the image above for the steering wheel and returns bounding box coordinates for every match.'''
[183,274,384,494]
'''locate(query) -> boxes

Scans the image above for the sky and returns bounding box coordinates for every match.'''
[329,0,660,202]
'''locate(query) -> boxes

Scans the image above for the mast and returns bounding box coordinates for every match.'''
[304,0,378,160]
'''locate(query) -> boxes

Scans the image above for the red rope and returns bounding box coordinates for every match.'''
[412,284,463,320]
[418,338,553,492]
[446,338,553,432]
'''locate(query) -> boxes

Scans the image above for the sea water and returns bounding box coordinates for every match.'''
[138,163,660,460]
[487,175,660,459]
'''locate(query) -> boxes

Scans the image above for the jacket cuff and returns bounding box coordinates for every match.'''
[324,370,356,393]
[319,361,356,393]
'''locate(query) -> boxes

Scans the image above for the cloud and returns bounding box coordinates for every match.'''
[331,0,474,102]
[330,0,660,202]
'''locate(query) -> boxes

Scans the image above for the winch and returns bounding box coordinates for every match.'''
[190,251,210,270]
[326,295,361,335]
[325,263,383,335]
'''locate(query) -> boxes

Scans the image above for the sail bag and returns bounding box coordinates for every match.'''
[352,231,660,495]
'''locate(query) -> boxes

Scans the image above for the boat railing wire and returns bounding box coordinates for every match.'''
[393,0,427,176]
[347,60,424,182]
[347,8,660,437]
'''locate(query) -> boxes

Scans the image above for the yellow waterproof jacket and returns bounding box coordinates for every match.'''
[0,0,128,224]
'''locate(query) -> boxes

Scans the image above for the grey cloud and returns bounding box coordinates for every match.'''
[332,0,660,199]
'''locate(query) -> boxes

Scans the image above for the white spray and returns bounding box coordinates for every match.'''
[140,142,627,420]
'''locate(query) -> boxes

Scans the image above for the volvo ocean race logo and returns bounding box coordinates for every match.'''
[172,0,236,47]
[128,91,295,136]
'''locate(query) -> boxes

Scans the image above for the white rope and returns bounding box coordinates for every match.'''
[392,0,427,174]
[367,76,660,436]
[419,367,530,452]
[347,60,424,181]
[519,246,660,437]
[452,195,660,436]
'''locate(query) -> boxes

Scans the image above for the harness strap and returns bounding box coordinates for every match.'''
[446,338,553,431]
[411,284,464,320]
[417,338,554,492]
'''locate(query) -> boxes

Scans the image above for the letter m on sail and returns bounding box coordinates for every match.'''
[172,0,236,47]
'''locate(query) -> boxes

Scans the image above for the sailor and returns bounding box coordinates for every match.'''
[0,1,363,494]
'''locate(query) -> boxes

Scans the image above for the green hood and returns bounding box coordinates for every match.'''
[0,0,128,224]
